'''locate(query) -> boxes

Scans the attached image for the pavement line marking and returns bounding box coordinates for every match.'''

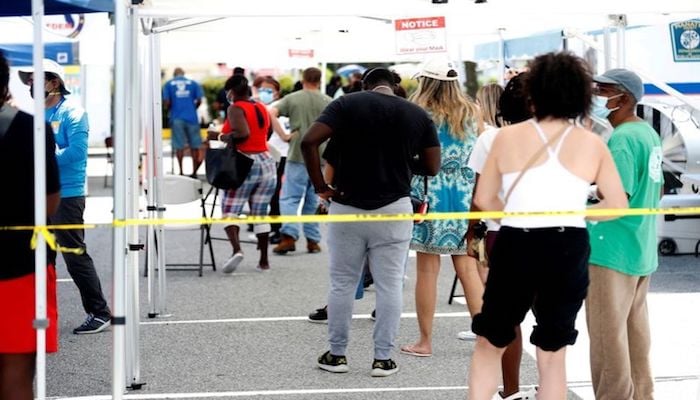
[51,376,700,399]
[57,278,74,283]
[52,385,472,399]
[140,312,470,326]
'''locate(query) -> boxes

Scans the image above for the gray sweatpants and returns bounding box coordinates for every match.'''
[327,197,412,360]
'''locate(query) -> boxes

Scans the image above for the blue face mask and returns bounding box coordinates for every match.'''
[591,94,622,120]
[258,88,275,105]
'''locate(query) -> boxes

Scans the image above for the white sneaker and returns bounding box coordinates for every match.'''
[457,330,477,341]
[520,387,537,399]
[492,389,536,400]
[222,252,243,274]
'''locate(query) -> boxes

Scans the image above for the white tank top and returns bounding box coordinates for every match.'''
[500,120,591,228]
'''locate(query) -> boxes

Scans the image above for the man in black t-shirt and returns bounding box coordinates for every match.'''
[301,68,440,377]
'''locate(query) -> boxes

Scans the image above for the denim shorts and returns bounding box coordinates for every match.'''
[472,226,590,351]
[171,119,202,150]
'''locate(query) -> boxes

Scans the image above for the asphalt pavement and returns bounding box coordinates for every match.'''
[44,156,700,400]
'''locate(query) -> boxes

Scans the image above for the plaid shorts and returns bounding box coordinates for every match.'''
[221,152,277,217]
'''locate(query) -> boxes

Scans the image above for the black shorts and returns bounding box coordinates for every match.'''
[472,226,590,351]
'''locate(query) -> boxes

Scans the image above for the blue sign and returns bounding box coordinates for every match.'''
[670,19,700,62]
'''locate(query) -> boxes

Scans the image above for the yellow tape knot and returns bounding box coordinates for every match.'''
[30,227,85,255]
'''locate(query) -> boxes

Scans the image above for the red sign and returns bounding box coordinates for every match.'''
[394,16,447,55]
[395,17,445,31]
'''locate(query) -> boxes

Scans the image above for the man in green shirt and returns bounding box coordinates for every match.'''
[587,69,663,400]
[269,67,332,254]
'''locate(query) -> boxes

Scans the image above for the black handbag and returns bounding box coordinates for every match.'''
[410,176,429,223]
[205,145,254,190]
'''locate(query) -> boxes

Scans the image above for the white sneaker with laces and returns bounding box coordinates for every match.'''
[222,252,243,274]
[457,330,477,341]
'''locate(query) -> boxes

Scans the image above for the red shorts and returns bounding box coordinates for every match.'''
[0,266,58,353]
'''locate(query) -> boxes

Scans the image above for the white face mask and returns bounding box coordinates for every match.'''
[591,93,623,119]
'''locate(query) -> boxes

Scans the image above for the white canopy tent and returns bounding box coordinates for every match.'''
[142,0,700,66]
[23,1,699,398]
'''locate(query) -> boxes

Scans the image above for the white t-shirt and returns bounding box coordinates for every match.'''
[467,127,502,231]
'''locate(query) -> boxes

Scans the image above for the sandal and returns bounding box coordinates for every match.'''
[399,344,432,357]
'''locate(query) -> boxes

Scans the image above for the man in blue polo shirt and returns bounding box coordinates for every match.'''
[163,67,203,177]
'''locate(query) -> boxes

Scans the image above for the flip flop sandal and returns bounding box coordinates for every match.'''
[400,345,432,357]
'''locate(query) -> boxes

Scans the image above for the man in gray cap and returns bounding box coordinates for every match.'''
[587,68,662,400]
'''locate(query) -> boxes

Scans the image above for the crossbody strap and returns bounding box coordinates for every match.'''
[503,123,571,204]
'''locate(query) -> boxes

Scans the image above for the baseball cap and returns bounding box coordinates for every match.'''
[593,68,643,102]
[415,58,459,81]
[18,58,70,94]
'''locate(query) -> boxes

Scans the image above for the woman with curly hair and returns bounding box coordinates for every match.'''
[399,59,483,358]
[468,52,628,400]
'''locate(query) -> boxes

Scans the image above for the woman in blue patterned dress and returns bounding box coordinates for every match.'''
[400,59,483,357]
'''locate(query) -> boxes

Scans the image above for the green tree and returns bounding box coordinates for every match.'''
[201,76,227,121]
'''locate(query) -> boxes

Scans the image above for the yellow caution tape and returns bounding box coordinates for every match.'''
[4,206,699,253]
[29,227,85,255]
[2,206,699,232]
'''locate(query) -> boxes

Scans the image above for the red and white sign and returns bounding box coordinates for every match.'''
[394,16,447,55]
[44,14,85,38]
[288,49,315,58]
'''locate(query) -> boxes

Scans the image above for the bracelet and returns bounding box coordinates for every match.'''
[218,133,224,142]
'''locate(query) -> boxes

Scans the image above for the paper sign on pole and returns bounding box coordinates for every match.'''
[395,16,447,55]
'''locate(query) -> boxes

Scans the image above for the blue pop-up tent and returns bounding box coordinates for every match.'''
[0,0,112,16]
[0,42,77,66]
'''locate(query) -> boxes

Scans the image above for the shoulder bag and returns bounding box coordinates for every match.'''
[205,143,254,190]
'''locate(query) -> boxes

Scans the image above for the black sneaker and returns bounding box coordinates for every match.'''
[371,358,399,377]
[317,351,349,373]
[73,314,111,335]
[308,306,328,324]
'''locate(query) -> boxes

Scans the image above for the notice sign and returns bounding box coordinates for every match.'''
[670,19,700,62]
[395,16,447,55]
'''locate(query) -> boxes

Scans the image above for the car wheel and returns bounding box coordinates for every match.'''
[658,239,677,255]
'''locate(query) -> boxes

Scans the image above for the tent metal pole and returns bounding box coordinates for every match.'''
[566,29,700,112]
[149,17,225,33]
[145,26,158,319]
[603,25,612,72]
[146,29,161,318]
[125,9,143,388]
[112,0,129,398]
[614,14,627,68]
[497,28,506,86]
[31,1,47,399]
[151,32,169,317]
